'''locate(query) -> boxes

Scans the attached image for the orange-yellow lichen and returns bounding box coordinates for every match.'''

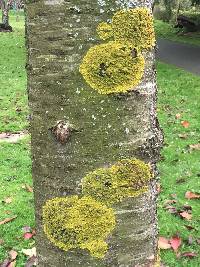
[82,159,152,206]
[96,22,113,40]
[43,195,116,258]
[80,41,145,94]
[97,8,155,50]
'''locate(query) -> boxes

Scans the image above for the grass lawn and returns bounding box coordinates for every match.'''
[155,19,200,47]
[0,13,199,266]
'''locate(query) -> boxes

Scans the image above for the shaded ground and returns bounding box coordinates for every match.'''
[157,39,200,76]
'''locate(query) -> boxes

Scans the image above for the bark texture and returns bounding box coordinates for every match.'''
[26,0,163,266]
[0,0,12,31]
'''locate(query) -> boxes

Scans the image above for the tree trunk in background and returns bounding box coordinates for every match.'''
[163,0,173,22]
[26,0,163,266]
[0,0,12,31]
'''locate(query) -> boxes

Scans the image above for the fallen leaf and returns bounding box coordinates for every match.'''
[22,184,33,193]
[7,261,16,267]
[0,216,17,225]
[185,191,200,199]
[175,113,181,119]
[0,239,4,245]
[164,205,178,214]
[24,256,37,267]
[196,239,200,245]
[170,236,182,251]
[22,247,36,258]
[176,178,186,184]
[2,197,12,204]
[163,199,177,205]
[181,121,190,128]
[189,143,200,151]
[23,233,34,240]
[157,183,161,194]
[184,225,196,231]
[9,250,18,260]
[178,133,188,139]
[188,235,193,245]
[181,252,197,258]
[0,259,10,267]
[183,205,192,211]
[180,211,192,220]
[158,237,171,249]
[22,226,32,233]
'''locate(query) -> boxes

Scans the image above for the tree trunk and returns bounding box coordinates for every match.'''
[26,0,163,266]
[0,0,12,31]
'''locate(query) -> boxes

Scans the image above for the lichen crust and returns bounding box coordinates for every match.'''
[97,7,155,50]
[43,195,116,258]
[82,158,152,206]
[79,41,145,94]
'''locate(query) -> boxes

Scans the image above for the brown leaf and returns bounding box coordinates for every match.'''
[158,237,171,249]
[0,239,4,245]
[22,247,36,258]
[181,252,197,258]
[9,250,18,261]
[184,225,196,231]
[189,143,200,151]
[178,133,188,139]
[181,121,190,128]
[175,113,181,119]
[169,236,182,251]
[22,184,33,193]
[163,199,177,205]
[2,197,12,204]
[0,259,10,267]
[0,216,17,225]
[180,211,192,220]
[185,191,200,199]
[24,256,37,267]
[164,205,178,214]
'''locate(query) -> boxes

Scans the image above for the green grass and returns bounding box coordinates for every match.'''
[157,62,200,266]
[0,13,200,266]
[0,13,28,132]
[155,19,200,46]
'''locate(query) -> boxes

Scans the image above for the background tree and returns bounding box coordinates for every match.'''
[26,0,163,266]
[0,0,13,31]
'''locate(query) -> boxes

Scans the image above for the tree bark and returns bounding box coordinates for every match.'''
[0,0,12,31]
[26,0,163,266]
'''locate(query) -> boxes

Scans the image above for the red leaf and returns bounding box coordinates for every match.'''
[185,191,200,199]
[181,252,197,258]
[158,237,171,249]
[181,121,190,128]
[0,216,17,225]
[179,211,192,220]
[23,232,34,240]
[169,236,182,251]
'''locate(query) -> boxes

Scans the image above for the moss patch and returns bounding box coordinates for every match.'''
[82,159,152,206]
[80,41,145,94]
[43,196,116,258]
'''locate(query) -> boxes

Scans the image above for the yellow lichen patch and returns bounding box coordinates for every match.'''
[96,22,113,40]
[43,196,116,258]
[80,41,145,94]
[82,159,152,206]
[112,8,155,49]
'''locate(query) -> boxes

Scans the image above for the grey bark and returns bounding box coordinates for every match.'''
[26,0,163,266]
[1,0,11,27]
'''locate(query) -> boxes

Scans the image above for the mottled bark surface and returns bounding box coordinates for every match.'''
[0,0,12,31]
[26,0,163,266]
